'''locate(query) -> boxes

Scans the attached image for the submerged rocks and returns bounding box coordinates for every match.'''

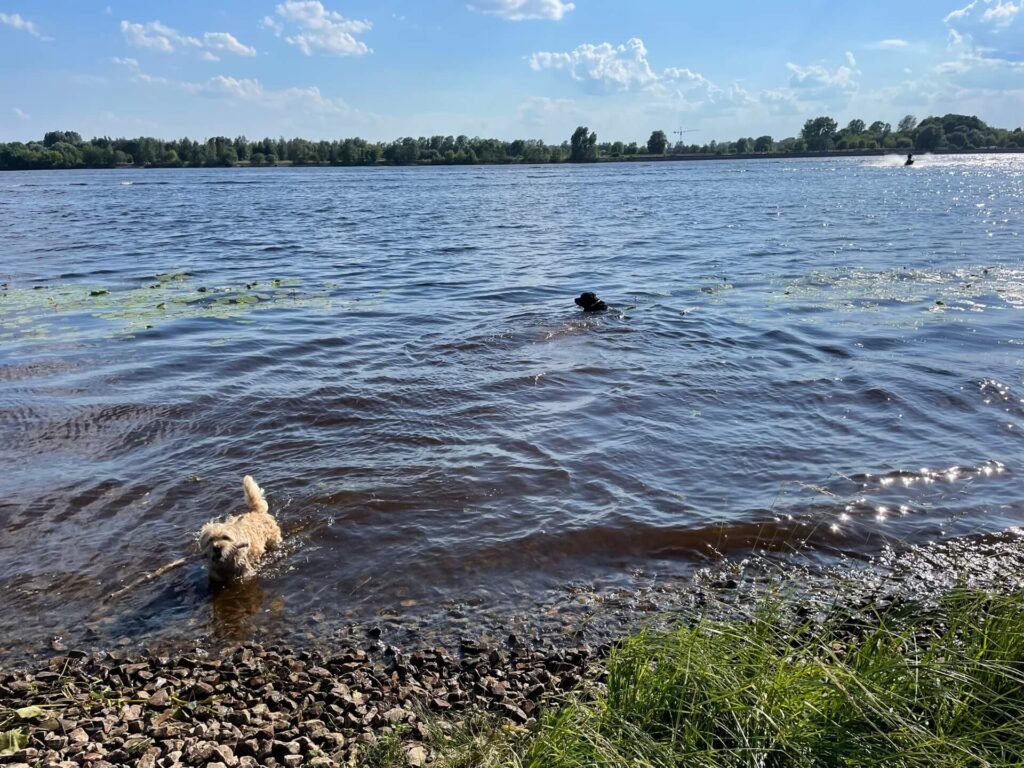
[0,638,597,766]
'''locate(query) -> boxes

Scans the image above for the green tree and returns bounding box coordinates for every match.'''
[43,130,83,147]
[915,123,945,150]
[897,114,917,134]
[801,116,838,150]
[753,135,774,152]
[646,130,668,155]
[846,119,866,134]
[868,121,891,139]
[570,126,597,162]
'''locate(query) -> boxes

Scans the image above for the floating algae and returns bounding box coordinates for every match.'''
[772,264,1023,322]
[0,273,347,344]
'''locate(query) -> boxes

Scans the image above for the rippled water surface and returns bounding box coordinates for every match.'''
[1,155,1022,658]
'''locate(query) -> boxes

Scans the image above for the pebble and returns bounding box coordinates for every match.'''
[5,539,1021,765]
[0,637,595,765]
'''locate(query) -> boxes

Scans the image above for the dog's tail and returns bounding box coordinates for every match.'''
[242,475,268,515]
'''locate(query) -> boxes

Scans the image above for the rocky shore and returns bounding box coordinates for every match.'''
[5,529,1024,767]
[0,635,599,767]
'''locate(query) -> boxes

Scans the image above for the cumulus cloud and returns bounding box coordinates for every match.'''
[203,32,257,57]
[748,55,863,115]
[120,20,255,59]
[121,20,193,52]
[0,11,50,40]
[467,0,575,20]
[528,37,758,117]
[944,0,1022,65]
[785,58,860,94]
[529,38,698,91]
[264,1,371,56]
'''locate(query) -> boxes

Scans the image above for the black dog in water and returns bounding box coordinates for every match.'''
[574,292,608,312]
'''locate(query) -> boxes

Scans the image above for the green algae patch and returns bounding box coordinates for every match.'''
[772,264,1024,325]
[0,274,346,344]
[0,729,28,757]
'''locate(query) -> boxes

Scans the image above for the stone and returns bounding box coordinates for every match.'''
[405,744,428,767]
[499,703,530,724]
[213,744,238,766]
[271,740,300,759]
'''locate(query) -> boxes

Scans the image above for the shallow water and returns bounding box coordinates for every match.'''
[1,154,1022,658]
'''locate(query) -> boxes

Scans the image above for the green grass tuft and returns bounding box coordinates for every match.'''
[514,589,1024,768]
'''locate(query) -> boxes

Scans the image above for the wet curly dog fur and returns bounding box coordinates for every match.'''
[199,476,282,584]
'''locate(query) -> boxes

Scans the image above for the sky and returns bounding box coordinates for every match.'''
[1,0,1022,144]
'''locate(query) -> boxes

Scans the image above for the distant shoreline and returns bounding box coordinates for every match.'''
[1,146,1021,172]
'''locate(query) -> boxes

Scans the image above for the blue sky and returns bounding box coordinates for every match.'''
[1,0,1021,143]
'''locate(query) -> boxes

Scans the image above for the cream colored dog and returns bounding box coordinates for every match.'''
[199,475,282,583]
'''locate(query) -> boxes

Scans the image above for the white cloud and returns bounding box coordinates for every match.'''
[528,37,756,119]
[786,59,860,93]
[946,0,1022,27]
[110,56,139,70]
[747,56,863,116]
[202,32,256,57]
[12,107,30,120]
[529,38,677,90]
[984,0,1022,25]
[268,1,372,57]
[943,0,1021,67]
[0,11,50,40]
[870,38,911,48]
[120,20,191,52]
[467,0,575,21]
[120,20,255,58]
[130,68,358,115]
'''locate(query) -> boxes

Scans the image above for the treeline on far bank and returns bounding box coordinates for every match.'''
[1,112,1021,171]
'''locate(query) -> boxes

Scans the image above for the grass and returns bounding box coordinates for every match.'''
[401,589,1024,767]
[517,589,1024,768]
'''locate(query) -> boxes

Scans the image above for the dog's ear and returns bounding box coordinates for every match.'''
[236,542,250,549]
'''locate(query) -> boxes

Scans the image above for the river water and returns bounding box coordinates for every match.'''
[1,154,1022,659]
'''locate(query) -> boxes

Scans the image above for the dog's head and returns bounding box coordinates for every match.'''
[199,522,250,581]
[575,292,599,308]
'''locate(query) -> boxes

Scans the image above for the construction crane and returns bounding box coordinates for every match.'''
[673,127,698,142]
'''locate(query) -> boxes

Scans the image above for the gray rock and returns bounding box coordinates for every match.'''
[405,744,428,767]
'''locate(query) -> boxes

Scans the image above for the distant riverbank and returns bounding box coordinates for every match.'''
[2,145,1021,172]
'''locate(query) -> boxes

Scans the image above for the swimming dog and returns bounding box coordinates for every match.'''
[199,475,282,583]
[574,292,608,312]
